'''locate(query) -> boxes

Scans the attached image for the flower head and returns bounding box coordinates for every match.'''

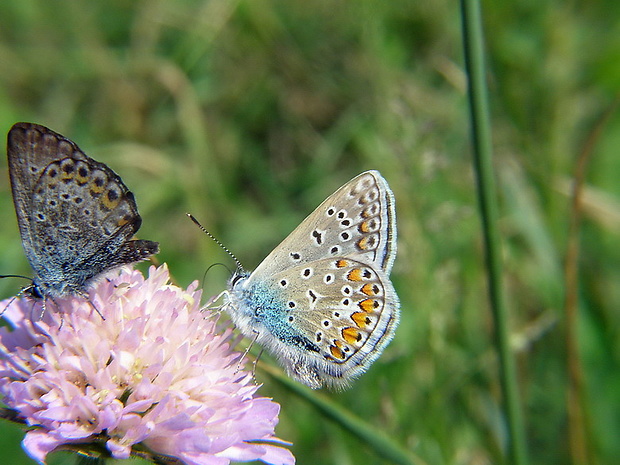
[0,265,294,465]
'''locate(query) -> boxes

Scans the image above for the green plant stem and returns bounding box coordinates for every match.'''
[76,456,106,465]
[266,366,419,465]
[459,1,527,464]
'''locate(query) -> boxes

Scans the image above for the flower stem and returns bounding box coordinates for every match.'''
[76,456,106,465]
[459,1,528,464]
[268,367,419,465]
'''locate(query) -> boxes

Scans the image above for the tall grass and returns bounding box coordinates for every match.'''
[460,1,526,463]
[0,1,619,464]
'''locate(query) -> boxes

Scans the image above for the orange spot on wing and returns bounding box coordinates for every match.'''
[359,221,370,233]
[330,345,345,359]
[74,166,89,184]
[352,312,371,328]
[90,183,105,194]
[342,327,361,344]
[358,299,378,312]
[336,259,348,268]
[102,196,120,210]
[347,268,363,281]
[361,283,378,296]
[60,166,75,180]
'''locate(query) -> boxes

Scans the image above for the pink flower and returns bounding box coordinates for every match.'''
[0,265,294,465]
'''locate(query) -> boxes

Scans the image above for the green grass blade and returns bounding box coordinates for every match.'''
[266,367,419,465]
[459,1,528,464]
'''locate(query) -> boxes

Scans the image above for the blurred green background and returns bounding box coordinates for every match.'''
[0,1,619,464]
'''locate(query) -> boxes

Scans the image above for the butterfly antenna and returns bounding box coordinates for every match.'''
[187,213,244,271]
[0,274,33,281]
[0,275,34,316]
[200,262,233,290]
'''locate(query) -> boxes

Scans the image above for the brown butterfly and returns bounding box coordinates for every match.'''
[6,122,159,300]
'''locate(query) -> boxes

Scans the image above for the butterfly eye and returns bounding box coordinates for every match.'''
[29,286,44,299]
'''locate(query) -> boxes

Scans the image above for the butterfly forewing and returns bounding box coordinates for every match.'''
[248,170,397,281]
[8,123,84,263]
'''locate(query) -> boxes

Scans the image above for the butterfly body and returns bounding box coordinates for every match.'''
[7,122,159,300]
[224,170,399,389]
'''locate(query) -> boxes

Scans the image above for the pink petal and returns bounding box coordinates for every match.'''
[22,430,64,464]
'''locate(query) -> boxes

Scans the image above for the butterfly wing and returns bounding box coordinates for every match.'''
[249,170,397,281]
[270,257,399,388]
[7,122,159,297]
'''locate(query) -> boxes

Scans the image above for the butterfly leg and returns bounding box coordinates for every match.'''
[235,330,261,376]
[0,295,19,317]
[76,290,105,321]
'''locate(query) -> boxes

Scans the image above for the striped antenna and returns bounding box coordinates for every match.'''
[187,213,244,271]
